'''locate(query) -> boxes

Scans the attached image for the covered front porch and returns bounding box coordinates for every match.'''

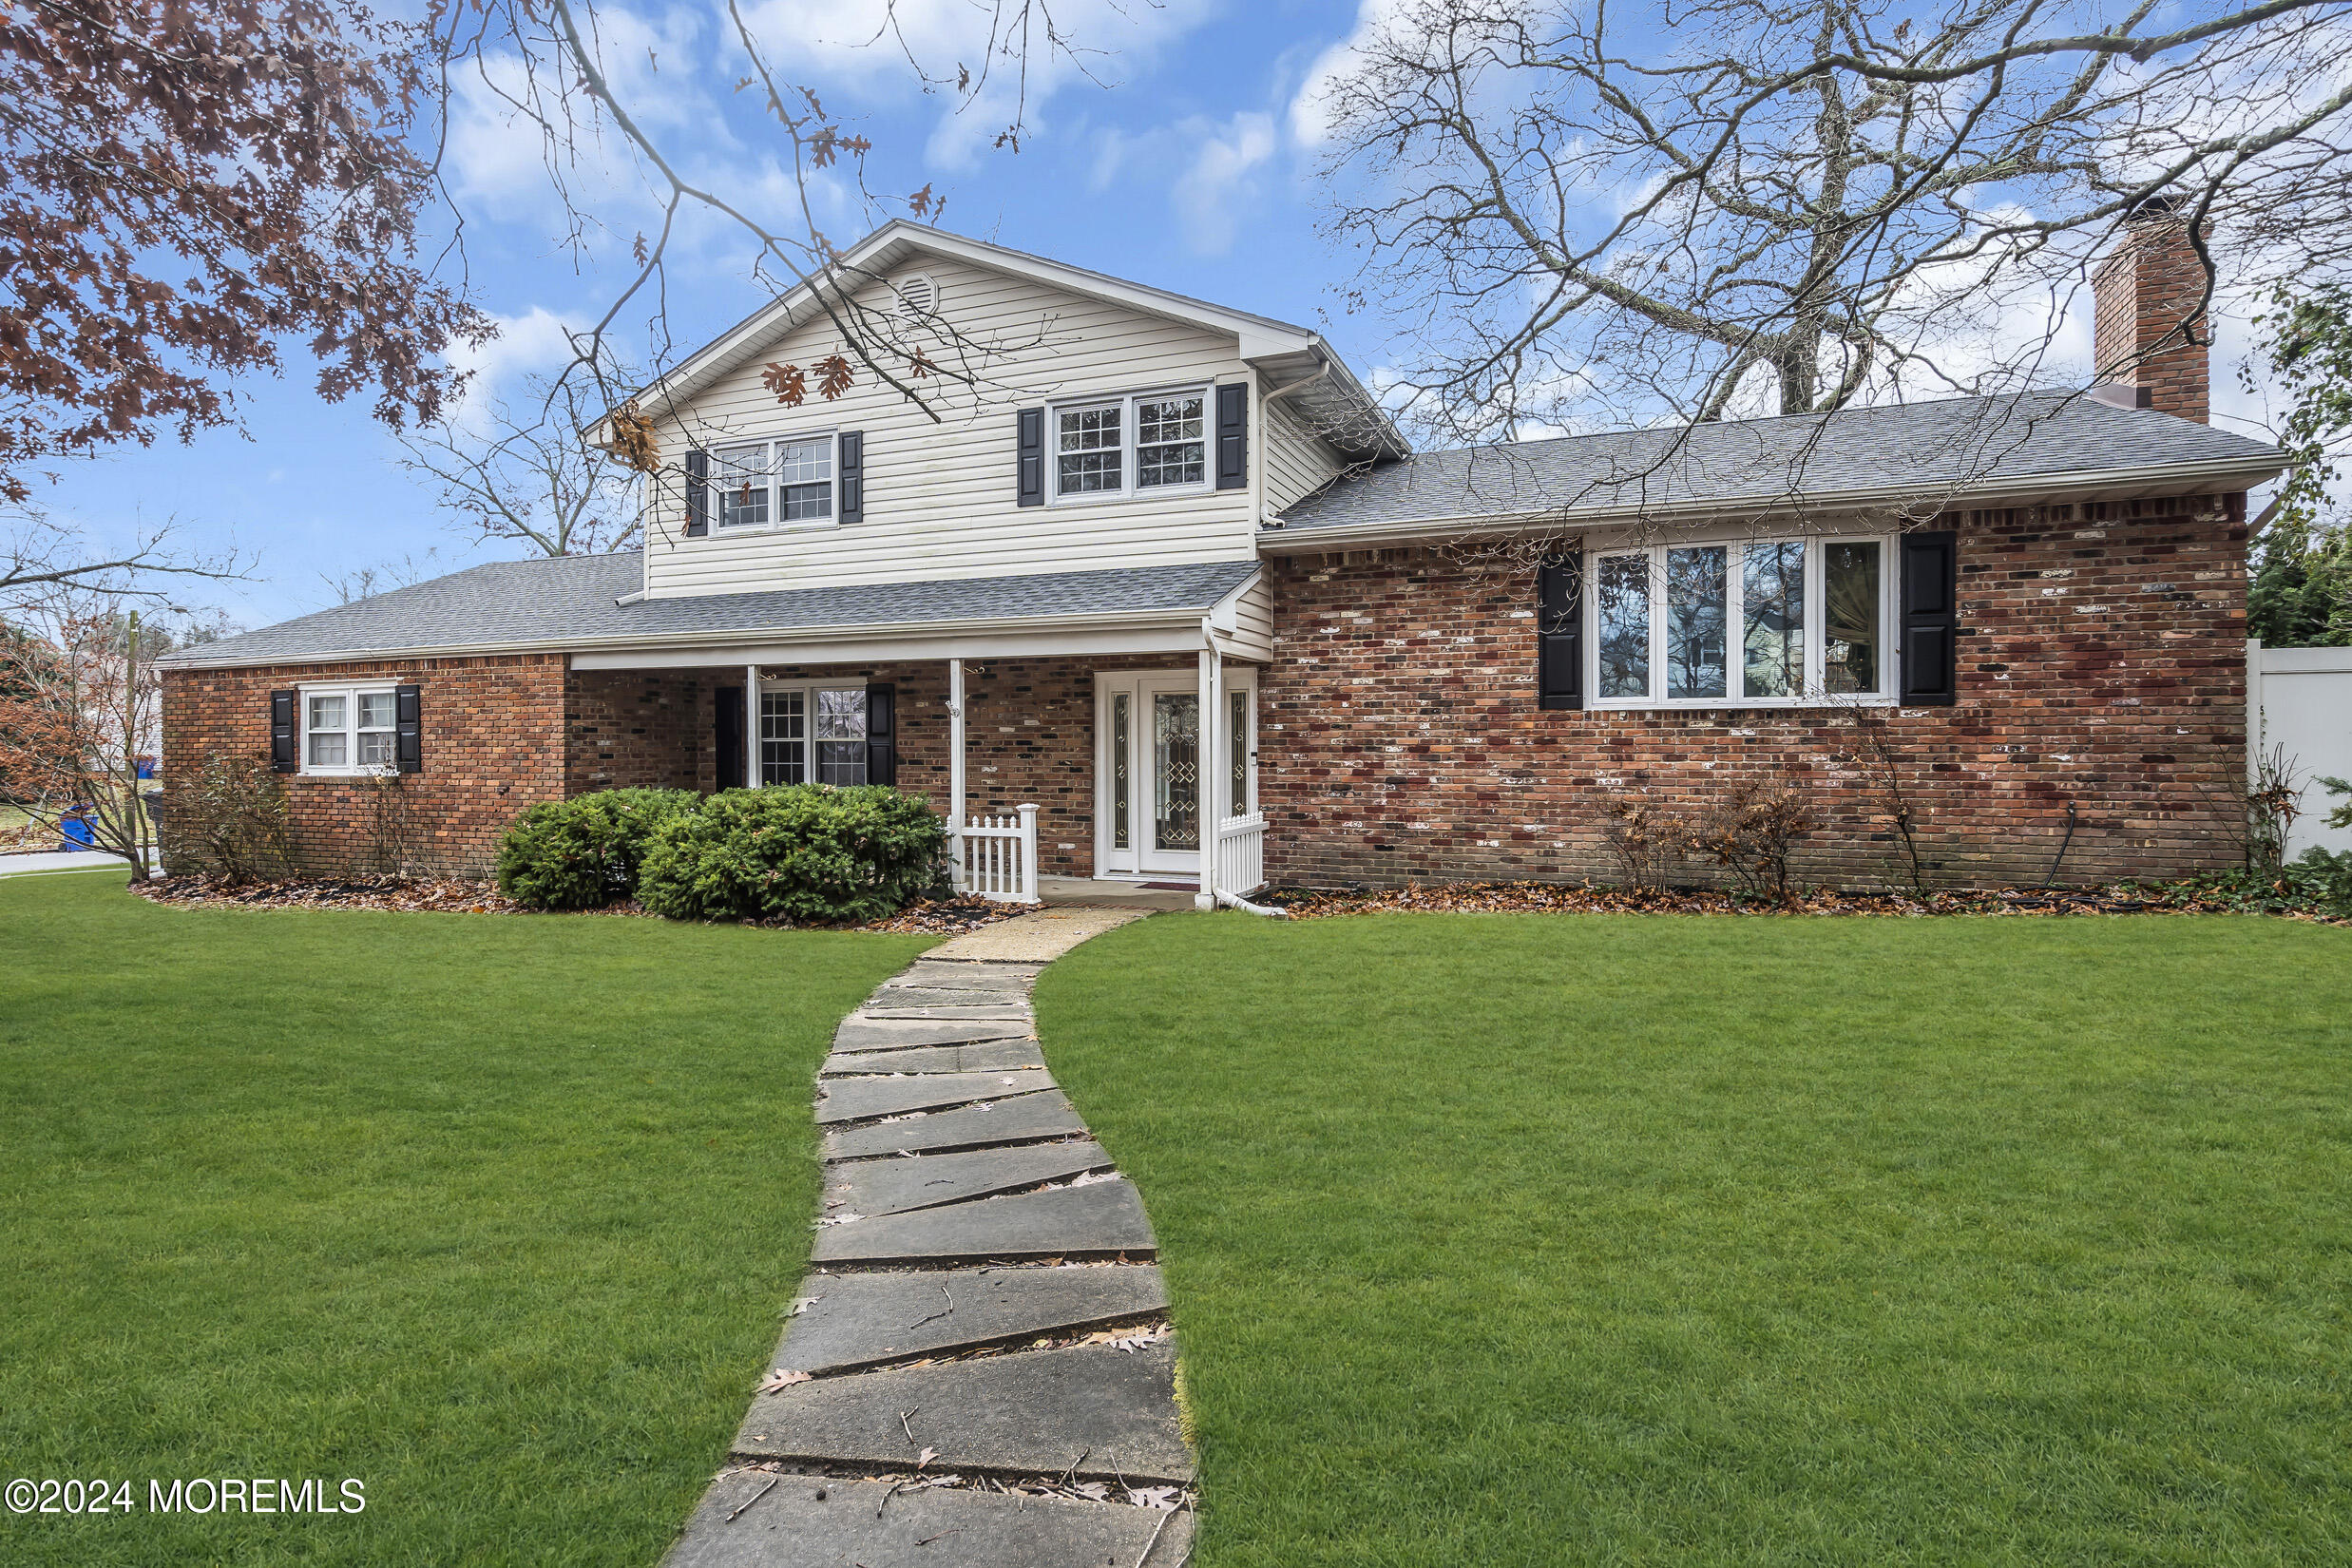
[562,572,1275,910]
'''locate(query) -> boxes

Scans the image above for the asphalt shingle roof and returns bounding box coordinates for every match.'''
[164,556,1261,667]
[1273,392,2284,534]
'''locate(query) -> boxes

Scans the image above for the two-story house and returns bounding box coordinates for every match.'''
[160,217,2285,898]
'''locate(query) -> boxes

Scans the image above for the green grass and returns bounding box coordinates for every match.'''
[1037,912,2352,1568]
[0,873,928,1564]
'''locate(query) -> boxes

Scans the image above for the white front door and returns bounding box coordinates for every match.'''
[1096,669,1254,877]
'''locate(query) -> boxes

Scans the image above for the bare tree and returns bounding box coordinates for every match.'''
[400,370,639,557]
[1314,0,2352,443]
[319,551,445,606]
[0,592,181,882]
[3,507,246,608]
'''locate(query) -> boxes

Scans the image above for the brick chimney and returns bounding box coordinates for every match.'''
[2091,197,2211,422]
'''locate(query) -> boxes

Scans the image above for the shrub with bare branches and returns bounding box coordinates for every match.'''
[1688,776,1819,902]
[175,753,292,885]
[1600,794,1689,891]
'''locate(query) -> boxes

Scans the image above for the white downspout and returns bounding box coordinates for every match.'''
[948,657,967,892]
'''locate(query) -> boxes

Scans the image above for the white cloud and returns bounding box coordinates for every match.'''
[445,307,592,431]
[736,0,1224,171]
[1171,112,1276,255]
[1289,0,1411,147]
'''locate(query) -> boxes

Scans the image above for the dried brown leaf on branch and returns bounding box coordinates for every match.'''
[0,0,487,503]
[763,361,808,406]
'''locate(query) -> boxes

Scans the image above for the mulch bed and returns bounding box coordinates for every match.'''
[1262,879,2351,924]
[133,876,1024,935]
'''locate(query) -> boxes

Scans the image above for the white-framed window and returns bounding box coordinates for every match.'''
[1050,387,1209,502]
[756,682,869,785]
[714,433,835,530]
[301,683,399,774]
[1588,533,1895,707]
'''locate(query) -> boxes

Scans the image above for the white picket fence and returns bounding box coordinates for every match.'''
[957,804,1039,903]
[1214,812,1267,897]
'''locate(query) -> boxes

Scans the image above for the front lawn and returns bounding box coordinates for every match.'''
[0,873,928,1565]
[1038,913,2352,1567]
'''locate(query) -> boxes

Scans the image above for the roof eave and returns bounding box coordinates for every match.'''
[1259,454,2286,553]
[155,600,1234,673]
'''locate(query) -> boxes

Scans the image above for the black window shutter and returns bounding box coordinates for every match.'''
[270,690,297,772]
[865,683,897,787]
[1214,382,1249,490]
[1900,529,1960,706]
[838,430,864,523]
[715,685,744,789]
[684,449,709,537]
[394,683,423,774]
[1537,552,1584,711]
[1016,408,1044,507]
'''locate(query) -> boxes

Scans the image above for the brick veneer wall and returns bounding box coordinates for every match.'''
[564,668,716,793]
[750,655,1193,878]
[160,654,566,876]
[1256,494,2248,891]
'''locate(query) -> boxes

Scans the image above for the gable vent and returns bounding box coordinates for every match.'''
[894,274,939,322]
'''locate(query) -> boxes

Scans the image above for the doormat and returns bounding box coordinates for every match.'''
[1139,882,1197,890]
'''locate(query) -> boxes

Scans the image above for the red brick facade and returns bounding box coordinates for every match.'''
[1256,493,2248,890]
[2093,210,2210,423]
[163,489,2247,889]
[161,653,568,876]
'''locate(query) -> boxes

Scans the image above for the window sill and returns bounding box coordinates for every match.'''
[708,520,844,538]
[1584,697,1900,714]
[296,768,401,780]
[1046,486,1214,508]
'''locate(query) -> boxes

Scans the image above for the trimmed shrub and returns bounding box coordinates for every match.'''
[497,788,701,909]
[637,785,946,924]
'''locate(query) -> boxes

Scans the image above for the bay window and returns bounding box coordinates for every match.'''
[1587,534,1893,706]
[1051,388,1208,501]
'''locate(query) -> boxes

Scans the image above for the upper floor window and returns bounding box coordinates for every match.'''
[1590,534,1891,708]
[1052,389,1208,502]
[715,434,835,530]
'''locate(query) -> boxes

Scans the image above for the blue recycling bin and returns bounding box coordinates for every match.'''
[134,756,157,780]
[60,811,98,850]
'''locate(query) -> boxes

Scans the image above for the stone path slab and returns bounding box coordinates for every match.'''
[855,1004,1035,1022]
[827,1140,1113,1217]
[773,1265,1169,1375]
[888,964,1044,991]
[735,1342,1193,1483]
[922,908,1145,964]
[815,1069,1055,1125]
[821,1040,1046,1078]
[868,985,1032,1009]
[810,1179,1154,1266]
[823,1091,1088,1160]
[833,1018,1032,1052]
[662,1472,1192,1568]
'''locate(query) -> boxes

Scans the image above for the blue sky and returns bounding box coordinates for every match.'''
[44,0,2284,632]
[44,0,1392,631]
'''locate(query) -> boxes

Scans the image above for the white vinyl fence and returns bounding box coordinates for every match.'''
[2250,641,2352,857]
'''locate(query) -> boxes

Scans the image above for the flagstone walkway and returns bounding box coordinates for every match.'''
[662,908,1194,1568]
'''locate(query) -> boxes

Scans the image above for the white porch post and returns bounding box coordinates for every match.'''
[947,658,967,891]
[744,665,760,787]
[1196,641,1222,909]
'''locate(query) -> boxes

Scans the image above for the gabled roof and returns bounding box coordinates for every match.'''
[609,220,1406,461]
[1270,392,2285,545]
[159,556,1262,669]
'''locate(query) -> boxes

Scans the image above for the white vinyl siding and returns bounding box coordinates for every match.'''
[645,257,1259,598]
[1262,398,1348,514]
[1222,574,1274,663]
